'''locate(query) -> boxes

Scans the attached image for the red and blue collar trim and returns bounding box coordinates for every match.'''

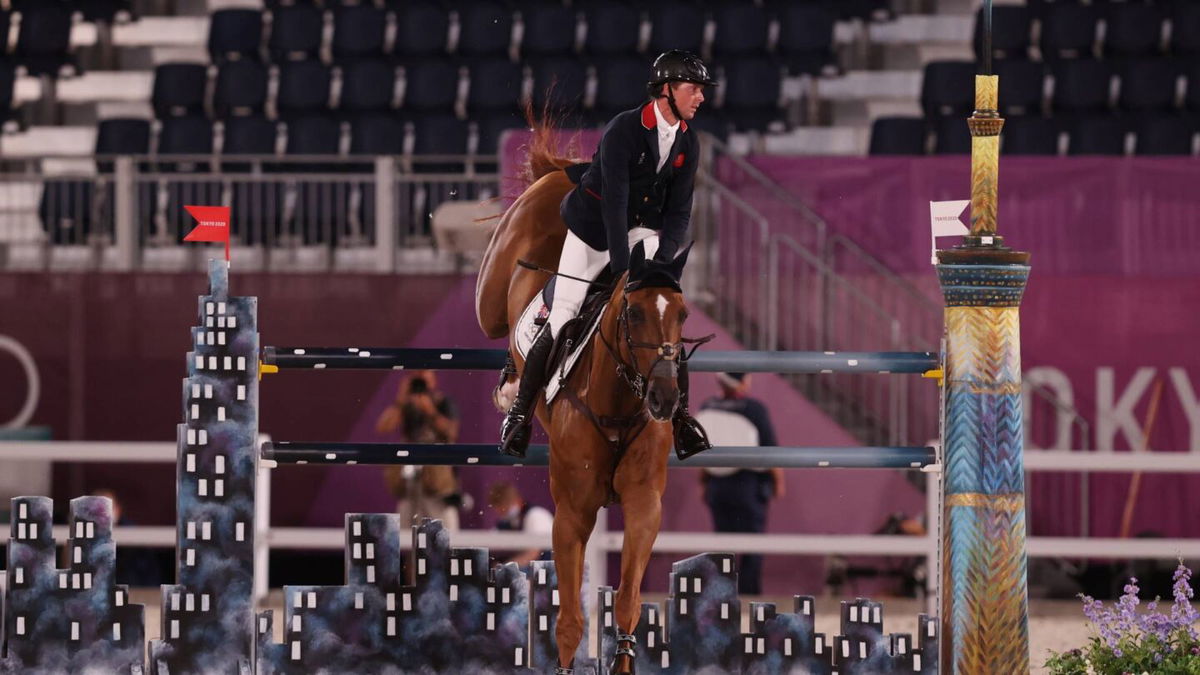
[641,102,687,133]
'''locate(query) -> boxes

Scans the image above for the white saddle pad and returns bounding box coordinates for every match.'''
[513,291,606,404]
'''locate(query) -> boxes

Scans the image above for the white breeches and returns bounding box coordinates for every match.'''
[547,227,659,336]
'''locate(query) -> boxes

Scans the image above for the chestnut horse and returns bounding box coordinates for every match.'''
[476,125,695,673]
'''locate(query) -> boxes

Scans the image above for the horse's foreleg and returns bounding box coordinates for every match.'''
[553,504,598,669]
[612,487,663,673]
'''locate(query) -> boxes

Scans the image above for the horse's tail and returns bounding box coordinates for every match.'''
[522,100,580,184]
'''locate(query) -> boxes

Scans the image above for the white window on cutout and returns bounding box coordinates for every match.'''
[207,332,215,346]
[897,637,907,654]
[84,573,92,589]
[680,599,688,615]
[366,565,375,583]
[196,355,204,370]
[206,302,214,315]
[841,640,850,658]
[928,621,936,637]
[803,599,811,615]
[202,522,212,540]
[218,302,226,314]
[354,593,364,609]
[215,455,225,474]
[237,385,246,401]
[417,532,426,548]
[202,594,210,612]
[465,559,473,576]
[873,606,881,623]
[551,589,559,606]
[720,603,728,620]
[217,407,226,421]
[30,523,37,539]
[72,573,81,589]
[217,317,225,328]
[113,623,122,641]
[228,316,237,328]
[387,593,395,611]
[218,332,226,346]
[191,404,199,420]
[648,632,655,648]
[292,615,302,632]
[679,576,686,592]
[353,543,361,560]
[661,652,670,669]
[502,588,510,604]
[74,546,82,564]
[450,559,459,576]
[366,543,374,559]
[71,622,80,641]
[187,521,196,539]
[259,617,267,634]
[403,593,412,611]
[353,521,362,536]
[223,357,232,371]
[723,558,731,574]
[236,522,246,541]
[204,384,213,399]
[649,608,656,623]
[784,638,793,657]
[15,617,24,636]
[859,642,867,659]
[186,548,196,566]
[116,591,124,607]
[171,593,181,611]
[171,620,180,639]
[187,429,196,445]
[237,357,246,370]
[694,578,702,593]
[86,522,94,538]
[199,429,207,445]
[191,384,201,398]
[538,568,546,584]
[744,637,753,654]
[186,594,195,612]
[291,641,300,661]
[76,521,84,537]
[515,647,523,667]
[307,591,316,608]
[293,593,302,608]
[215,480,224,497]
[197,333,205,346]
[19,503,27,518]
[486,612,495,631]
[418,558,426,576]
[450,585,458,601]
[914,654,922,670]
[13,567,22,584]
[387,617,396,637]
[208,356,217,370]
[186,454,196,472]
[815,636,823,654]
[757,606,765,622]
[198,479,207,496]
[17,523,25,539]
[59,573,67,589]
[850,606,858,622]
[539,615,548,632]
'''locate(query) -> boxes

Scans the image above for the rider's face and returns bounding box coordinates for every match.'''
[665,83,705,120]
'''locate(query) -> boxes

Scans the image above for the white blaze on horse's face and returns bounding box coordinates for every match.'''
[655,294,669,322]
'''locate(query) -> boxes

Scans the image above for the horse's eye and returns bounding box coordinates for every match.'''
[679,309,689,322]
[628,307,645,323]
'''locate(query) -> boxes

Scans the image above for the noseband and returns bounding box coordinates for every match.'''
[600,296,713,404]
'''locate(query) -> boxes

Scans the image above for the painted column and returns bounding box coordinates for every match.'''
[936,68,1032,673]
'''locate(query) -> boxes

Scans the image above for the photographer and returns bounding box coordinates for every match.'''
[376,371,465,531]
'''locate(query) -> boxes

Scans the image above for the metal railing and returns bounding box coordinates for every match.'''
[0,154,500,272]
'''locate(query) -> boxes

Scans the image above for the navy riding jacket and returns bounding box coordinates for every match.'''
[559,101,700,276]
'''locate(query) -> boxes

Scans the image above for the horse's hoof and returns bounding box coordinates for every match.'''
[608,653,636,675]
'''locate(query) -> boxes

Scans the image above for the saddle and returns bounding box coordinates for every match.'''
[540,266,614,382]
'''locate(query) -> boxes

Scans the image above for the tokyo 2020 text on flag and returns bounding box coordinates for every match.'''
[183,205,231,261]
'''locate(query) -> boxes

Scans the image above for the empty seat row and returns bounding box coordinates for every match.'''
[870,114,1200,156]
[209,0,838,75]
[921,59,1200,119]
[976,3,1200,63]
[8,0,132,23]
[0,7,80,77]
[153,55,791,134]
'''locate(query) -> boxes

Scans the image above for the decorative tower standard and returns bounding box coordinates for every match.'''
[936,1,1032,671]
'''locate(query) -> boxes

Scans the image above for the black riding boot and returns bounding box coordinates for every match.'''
[500,327,555,458]
[672,359,712,460]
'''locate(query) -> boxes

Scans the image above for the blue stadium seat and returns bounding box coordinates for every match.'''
[933,116,971,154]
[222,116,278,160]
[474,110,527,159]
[277,61,333,120]
[648,0,705,55]
[332,6,388,63]
[458,0,515,58]
[159,117,221,243]
[995,60,1045,116]
[712,1,770,57]
[531,56,588,115]
[268,6,325,62]
[868,117,927,155]
[720,57,785,132]
[776,3,836,76]
[339,60,398,117]
[921,61,976,118]
[214,60,268,119]
[1066,116,1127,155]
[79,0,134,23]
[1118,59,1181,116]
[350,114,405,156]
[287,116,347,244]
[1103,4,1165,61]
[158,115,214,159]
[581,0,641,55]
[410,114,470,172]
[1134,115,1196,155]
[151,63,208,119]
[823,0,892,22]
[592,56,651,116]
[223,116,282,245]
[400,58,460,112]
[974,5,1031,62]
[208,9,264,63]
[1051,59,1114,117]
[1171,2,1200,58]
[392,0,450,59]
[1001,116,1060,155]
[286,115,342,157]
[467,60,524,113]
[518,1,577,57]
[15,6,75,76]
[96,118,152,170]
[1038,3,1098,61]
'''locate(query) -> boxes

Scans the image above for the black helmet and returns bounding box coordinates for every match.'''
[647,50,718,93]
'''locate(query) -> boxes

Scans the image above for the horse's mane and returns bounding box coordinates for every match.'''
[520,100,582,186]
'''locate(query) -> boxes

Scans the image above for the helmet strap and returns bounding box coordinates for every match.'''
[665,83,684,125]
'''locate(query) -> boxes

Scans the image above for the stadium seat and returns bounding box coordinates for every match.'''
[592,56,651,117]
[474,111,526,156]
[1187,63,1200,115]
[151,63,208,119]
[1066,116,1127,155]
[776,3,837,76]
[286,115,342,158]
[287,116,347,244]
[1103,4,1165,61]
[400,58,460,112]
[457,0,515,58]
[824,0,892,22]
[268,6,325,62]
[647,0,705,55]
[392,0,450,59]
[15,6,75,77]
[519,1,577,57]
[1134,115,1196,155]
[1118,59,1181,116]
[530,56,588,115]
[0,64,18,121]
[1171,2,1200,58]
[222,116,279,161]
[332,6,388,63]
[720,57,786,132]
[1051,59,1114,117]
[277,61,333,120]
[214,60,269,119]
[158,116,214,160]
[467,60,524,113]
[868,117,927,155]
[79,0,134,23]
[410,114,470,172]
[95,118,152,171]
[350,114,405,156]
[932,116,971,154]
[711,1,770,57]
[223,116,282,245]
[39,180,96,244]
[339,60,399,117]
[974,5,1032,62]
[921,61,976,118]
[159,117,221,243]
[1038,3,1098,61]
[1001,116,1060,155]
[581,0,641,55]
[995,60,1046,116]
[208,9,264,63]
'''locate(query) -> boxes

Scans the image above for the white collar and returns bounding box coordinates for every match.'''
[652,100,680,137]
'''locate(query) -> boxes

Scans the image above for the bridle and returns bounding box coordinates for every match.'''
[599,294,712,402]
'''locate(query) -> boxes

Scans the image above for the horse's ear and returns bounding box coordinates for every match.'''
[669,241,694,280]
[629,240,647,277]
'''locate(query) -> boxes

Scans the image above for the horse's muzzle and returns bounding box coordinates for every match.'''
[646,360,679,421]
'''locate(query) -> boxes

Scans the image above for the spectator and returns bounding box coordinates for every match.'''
[376,371,465,531]
[487,480,553,567]
[695,372,783,596]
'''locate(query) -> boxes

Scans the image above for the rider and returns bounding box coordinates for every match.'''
[500,49,716,460]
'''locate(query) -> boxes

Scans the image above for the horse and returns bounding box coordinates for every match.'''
[476,121,698,674]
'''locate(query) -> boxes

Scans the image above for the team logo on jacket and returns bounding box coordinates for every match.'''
[673,153,685,168]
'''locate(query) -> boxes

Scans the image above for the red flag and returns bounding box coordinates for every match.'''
[183,205,231,261]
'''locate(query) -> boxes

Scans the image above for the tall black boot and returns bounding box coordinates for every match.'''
[500,327,555,458]
[672,359,712,460]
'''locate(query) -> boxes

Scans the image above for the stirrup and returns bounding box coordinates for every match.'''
[673,415,713,460]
